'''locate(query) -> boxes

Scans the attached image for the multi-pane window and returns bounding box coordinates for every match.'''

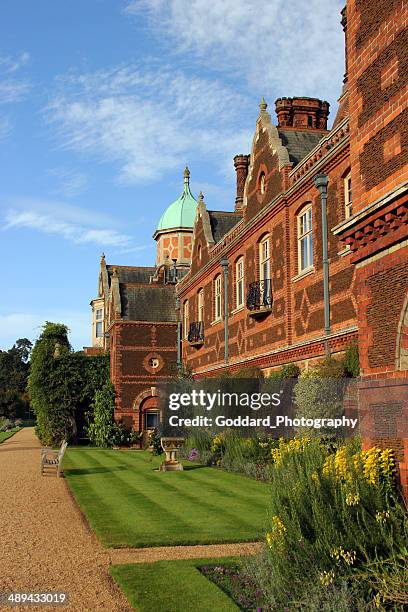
[183,300,189,339]
[144,411,160,429]
[298,205,313,273]
[259,237,270,280]
[96,308,103,320]
[95,322,103,338]
[214,275,222,320]
[345,173,352,218]
[198,289,204,322]
[235,258,244,308]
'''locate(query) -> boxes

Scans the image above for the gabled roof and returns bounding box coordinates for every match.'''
[208,211,242,243]
[119,285,177,322]
[277,129,327,166]
[106,265,155,285]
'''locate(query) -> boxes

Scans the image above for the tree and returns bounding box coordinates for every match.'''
[28,322,110,445]
[0,338,32,420]
[86,382,116,447]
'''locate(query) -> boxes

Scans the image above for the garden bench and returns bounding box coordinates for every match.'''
[40,440,67,477]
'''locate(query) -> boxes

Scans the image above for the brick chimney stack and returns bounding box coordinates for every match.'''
[233,154,250,212]
[275,97,330,130]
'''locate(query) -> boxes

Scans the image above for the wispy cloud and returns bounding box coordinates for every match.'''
[3,209,132,247]
[0,51,30,140]
[126,0,344,104]
[1,197,136,248]
[45,64,252,183]
[48,167,89,198]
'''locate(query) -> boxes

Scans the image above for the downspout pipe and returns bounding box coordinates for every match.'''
[175,296,182,370]
[220,258,229,366]
[314,173,331,356]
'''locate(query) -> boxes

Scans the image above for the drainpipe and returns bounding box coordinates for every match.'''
[175,296,182,370]
[314,173,331,357]
[220,258,229,365]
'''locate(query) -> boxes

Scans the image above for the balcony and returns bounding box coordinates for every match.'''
[187,321,204,346]
[246,279,273,317]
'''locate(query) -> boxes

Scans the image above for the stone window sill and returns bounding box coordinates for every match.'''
[292,266,315,283]
[231,305,245,315]
[337,246,351,257]
[211,318,223,326]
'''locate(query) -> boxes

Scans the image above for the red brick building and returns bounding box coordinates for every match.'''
[86,1,407,494]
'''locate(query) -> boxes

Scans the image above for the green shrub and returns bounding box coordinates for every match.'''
[86,382,115,447]
[260,438,407,607]
[344,341,360,377]
[151,428,163,456]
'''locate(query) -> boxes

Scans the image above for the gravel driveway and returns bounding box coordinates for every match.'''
[0,428,132,612]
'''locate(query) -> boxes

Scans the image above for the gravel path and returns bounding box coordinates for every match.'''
[0,428,262,611]
[0,428,132,612]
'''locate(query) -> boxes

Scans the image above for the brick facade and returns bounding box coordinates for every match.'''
[334,0,408,498]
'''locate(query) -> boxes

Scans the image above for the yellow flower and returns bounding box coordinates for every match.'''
[375,510,390,524]
[319,570,335,586]
[330,546,356,565]
[265,515,287,551]
[345,492,360,506]
[373,593,382,608]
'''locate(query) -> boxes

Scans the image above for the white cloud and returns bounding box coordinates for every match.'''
[0,310,90,352]
[45,64,252,183]
[0,51,30,139]
[126,0,345,105]
[3,209,132,248]
[48,167,89,198]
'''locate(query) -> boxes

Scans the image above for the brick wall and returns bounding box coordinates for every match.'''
[110,321,177,429]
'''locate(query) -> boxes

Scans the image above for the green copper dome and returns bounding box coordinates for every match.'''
[156,167,197,232]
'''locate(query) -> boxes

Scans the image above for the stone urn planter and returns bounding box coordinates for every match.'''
[159,437,185,471]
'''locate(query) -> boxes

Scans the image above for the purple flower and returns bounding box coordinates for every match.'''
[188,448,199,461]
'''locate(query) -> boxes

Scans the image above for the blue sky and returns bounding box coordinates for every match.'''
[0,0,345,351]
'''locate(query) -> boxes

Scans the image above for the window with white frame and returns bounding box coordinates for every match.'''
[297,205,313,273]
[198,289,204,322]
[259,236,270,280]
[344,173,352,218]
[95,322,103,338]
[95,308,103,320]
[183,300,189,339]
[235,258,244,308]
[214,275,222,320]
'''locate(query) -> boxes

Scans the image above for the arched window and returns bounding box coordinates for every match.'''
[297,205,313,273]
[235,257,244,308]
[214,275,222,321]
[183,300,189,339]
[259,172,266,195]
[197,289,204,322]
[344,172,352,218]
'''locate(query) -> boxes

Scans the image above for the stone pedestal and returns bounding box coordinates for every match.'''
[159,437,185,471]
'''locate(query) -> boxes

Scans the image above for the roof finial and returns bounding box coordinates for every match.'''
[184,166,190,186]
[198,191,204,203]
[101,252,105,260]
[259,97,268,112]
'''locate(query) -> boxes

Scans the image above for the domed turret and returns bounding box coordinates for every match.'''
[153,167,198,268]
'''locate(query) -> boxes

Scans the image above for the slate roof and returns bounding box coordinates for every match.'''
[106,265,155,285]
[278,129,327,166]
[120,284,177,322]
[208,211,242,243]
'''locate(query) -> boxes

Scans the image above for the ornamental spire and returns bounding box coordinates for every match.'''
[184,166,190,187]
[259,96,268,112]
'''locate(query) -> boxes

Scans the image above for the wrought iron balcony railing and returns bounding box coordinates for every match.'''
[246,279,273,315]
[187,321,204,345]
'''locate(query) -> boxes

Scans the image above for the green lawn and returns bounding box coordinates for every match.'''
[0,427,20,443]
[64,449,270,548]
[110,557,240,611]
